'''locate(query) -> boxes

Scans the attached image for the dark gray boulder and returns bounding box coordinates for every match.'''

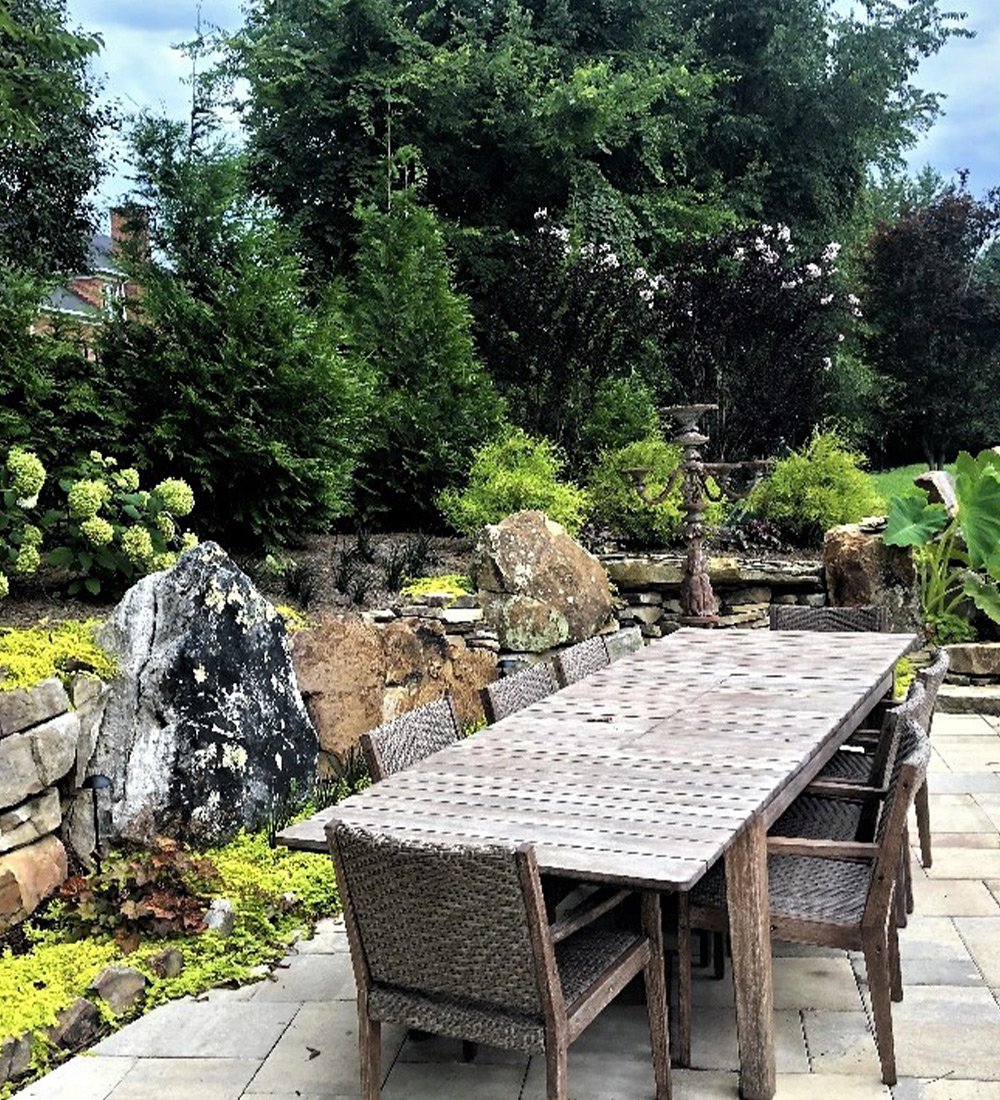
[91,542,318,844]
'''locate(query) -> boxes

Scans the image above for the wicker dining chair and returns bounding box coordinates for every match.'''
[910,649,949,868]
[801,677,925,802]
[359,696,461,783]
[329,824,671,1100]
[603,626,644,663]
[677,717,931,1086]
[482,661,559,724]
[769,604,890,632]
[803,649,948,869]
[553,636,610,688]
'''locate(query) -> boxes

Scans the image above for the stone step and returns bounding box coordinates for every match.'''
[937,684,1000,715]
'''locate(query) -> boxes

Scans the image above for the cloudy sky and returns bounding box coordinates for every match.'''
[66,0,1000,212]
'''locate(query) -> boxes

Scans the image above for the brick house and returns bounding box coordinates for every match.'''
[32,207,146,338]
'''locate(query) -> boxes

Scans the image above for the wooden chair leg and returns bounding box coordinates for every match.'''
[359,999,381,1100]
[641,894,672,1100]
[712,932,725,980]
[916,779,932,868]
[862,927,898,1087]
[888,919,903,1003]
[698,931,710,968]
[895,837,910,928]
[676,895,693,1068]
[545,1039,569,1100]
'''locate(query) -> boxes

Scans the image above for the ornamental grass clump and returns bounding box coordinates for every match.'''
[44,451,198,597]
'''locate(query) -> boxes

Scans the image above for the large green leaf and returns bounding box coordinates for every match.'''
[884,492,949,547]
[954,451,1000,569]
[964,574,1000,624]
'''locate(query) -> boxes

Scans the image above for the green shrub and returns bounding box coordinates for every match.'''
[579,374,659,461]
[42,451,198,598]
[438,429,589,535]
[0,446,46,599]
[587,435,685,546]
[747,430,883,544]
[587,434,726,548]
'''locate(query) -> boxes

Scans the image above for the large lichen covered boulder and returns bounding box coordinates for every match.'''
[473,510,614,652]
[90,542,318,844]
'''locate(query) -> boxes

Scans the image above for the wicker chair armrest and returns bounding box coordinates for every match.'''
[550,888,633,944]
[805,779,887,800]
[766,836,879,860]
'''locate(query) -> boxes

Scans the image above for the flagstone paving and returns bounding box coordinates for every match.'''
[15,712,1000,1099]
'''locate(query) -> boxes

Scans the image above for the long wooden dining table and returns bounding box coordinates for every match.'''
[278,626,917,1100]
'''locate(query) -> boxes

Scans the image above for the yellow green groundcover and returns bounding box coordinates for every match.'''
[0,831,338,1098]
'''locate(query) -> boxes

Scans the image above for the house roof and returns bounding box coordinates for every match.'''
[87,232,124,275]
[41,285,103,321]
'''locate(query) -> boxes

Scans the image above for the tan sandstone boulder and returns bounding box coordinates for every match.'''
[0,834,68,930]
[823,524,920,632]
[474,510,615,652]
[293,615,497,772]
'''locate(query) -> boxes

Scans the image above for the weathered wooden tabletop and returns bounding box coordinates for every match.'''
[279,627,915,889]
[280,626,916,1100]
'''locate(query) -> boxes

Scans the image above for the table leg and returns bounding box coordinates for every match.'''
[725,817,775,1100]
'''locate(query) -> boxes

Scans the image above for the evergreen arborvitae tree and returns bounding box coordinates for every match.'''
[98,116,368,547]
[345,189,505,525]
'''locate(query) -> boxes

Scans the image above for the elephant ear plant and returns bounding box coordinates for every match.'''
[884,450,1000,644]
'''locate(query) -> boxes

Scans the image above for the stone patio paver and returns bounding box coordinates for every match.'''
[15,1056,136,1100]
[104,1058,260,1100]
[92,1000,297,1060]
[15,698,1000,1100]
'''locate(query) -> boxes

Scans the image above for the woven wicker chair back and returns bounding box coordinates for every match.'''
[333,824,545,1016]
[554,636,611,688]
[483,662,559,723]
[916,648,950,731]
[769,605,890,632]
[361,697,459,782]
[603,627,644,663]
[875,712,930,848]
[869,680,926,791]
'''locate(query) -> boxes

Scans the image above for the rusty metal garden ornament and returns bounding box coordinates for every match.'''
[626,404,769,625]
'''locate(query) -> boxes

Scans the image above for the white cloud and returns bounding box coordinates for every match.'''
[67,1,243,207]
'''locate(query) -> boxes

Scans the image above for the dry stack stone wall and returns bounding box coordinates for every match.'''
[0,676,107,930]
[602,553,826,636]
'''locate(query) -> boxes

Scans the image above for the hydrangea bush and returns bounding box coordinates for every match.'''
[0,447,46,599]
[44,451,198,597]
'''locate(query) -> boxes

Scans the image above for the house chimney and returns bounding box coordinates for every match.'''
[110,205,149,262]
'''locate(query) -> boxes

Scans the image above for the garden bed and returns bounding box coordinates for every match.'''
[0,825,345,1097]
